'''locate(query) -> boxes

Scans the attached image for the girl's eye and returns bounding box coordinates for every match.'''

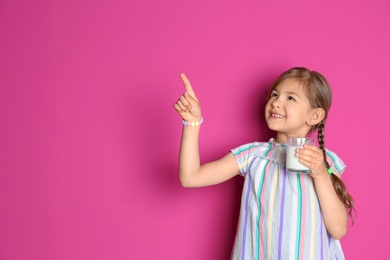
[271,92,278,97]
[288,96,296,101]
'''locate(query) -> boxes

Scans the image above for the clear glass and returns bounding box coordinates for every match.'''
[286,137,315,174]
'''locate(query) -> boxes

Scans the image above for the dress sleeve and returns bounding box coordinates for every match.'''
[231,142,263,177]
[326,149,347,175]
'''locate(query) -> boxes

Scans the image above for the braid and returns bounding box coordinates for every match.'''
[317,123,330,169]
[317,122,356,223]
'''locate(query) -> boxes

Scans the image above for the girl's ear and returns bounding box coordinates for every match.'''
[307,108,325,126]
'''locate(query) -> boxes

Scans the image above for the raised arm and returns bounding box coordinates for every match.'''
[173,74,239,188]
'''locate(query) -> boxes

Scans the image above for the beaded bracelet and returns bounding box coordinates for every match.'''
[182,117,204,127]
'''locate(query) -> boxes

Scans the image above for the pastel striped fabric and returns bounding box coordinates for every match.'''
[230,139,346,260]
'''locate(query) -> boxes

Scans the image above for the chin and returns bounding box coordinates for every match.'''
[266,122,280,132]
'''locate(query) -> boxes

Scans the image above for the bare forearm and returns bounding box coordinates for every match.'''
[313,174,348,239]
[179,126,201,186]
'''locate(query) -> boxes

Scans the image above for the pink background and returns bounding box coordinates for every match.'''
[0,0,389,259]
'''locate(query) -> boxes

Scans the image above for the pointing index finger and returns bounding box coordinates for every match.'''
[180,73,196,97]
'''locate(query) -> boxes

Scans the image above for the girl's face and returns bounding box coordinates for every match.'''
[265,79,314,141]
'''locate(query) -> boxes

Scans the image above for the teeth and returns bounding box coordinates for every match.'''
[272,113,285,118]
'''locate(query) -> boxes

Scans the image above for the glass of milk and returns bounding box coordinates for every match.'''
[286,137,315,174]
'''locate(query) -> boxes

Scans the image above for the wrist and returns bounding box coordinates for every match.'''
[311,171,331,183]
[182,117,204,127]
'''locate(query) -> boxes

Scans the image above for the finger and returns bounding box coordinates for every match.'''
[300,146,321,158]
[296,152,313,164]
[296,148,313,157]
[303,144,320,152]
[296,149,319,164]
[299,154,321,167]
[299,158,312,168]
[174,103,186,114]
[180,73,196,97]
[297,149,325,169]
[179,94,191,109]
[177,100,188,112]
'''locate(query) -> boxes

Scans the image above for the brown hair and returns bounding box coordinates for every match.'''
[272,67,355,222]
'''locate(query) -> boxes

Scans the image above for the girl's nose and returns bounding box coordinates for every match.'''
[272,99,281,108]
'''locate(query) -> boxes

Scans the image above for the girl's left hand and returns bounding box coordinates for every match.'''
[295,144,328,179]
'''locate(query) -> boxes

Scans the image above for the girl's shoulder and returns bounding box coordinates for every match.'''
[231,139,279,157]
[231,138,285,162]
[325,148,347,175]
[231,139,285,176]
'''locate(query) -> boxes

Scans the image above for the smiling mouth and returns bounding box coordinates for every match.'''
[270,113,285,118]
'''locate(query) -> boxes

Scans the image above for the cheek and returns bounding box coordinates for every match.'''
[264,102,271,114]
[288,108,308,122]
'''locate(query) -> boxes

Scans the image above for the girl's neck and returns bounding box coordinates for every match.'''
[274,133,288,144]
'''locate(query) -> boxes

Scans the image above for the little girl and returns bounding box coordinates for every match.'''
[174,67,354,259]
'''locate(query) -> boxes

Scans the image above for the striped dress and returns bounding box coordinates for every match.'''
[230,139,346,260]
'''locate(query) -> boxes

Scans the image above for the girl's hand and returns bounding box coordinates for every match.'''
[295,144,328,179]
[173,73,202,122]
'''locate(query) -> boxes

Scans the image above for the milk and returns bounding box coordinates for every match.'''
[286,146,310,173]
[286,137,315,174]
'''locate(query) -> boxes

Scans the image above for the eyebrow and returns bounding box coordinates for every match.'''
[273,88,300,96]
